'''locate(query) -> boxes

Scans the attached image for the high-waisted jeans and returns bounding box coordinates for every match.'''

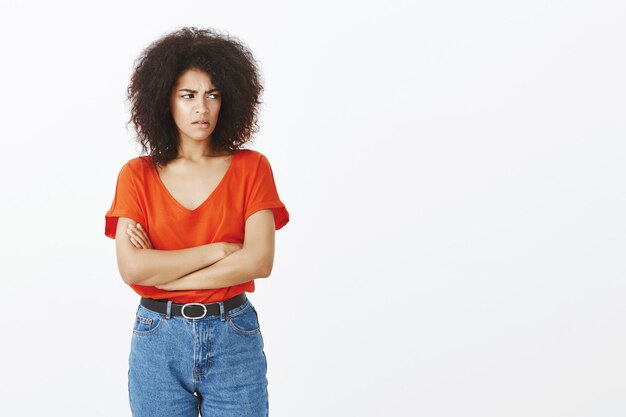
[128,295,269,417]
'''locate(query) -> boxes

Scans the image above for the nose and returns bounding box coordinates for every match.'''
[195,97,210,114]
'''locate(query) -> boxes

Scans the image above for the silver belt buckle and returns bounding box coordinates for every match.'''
[181,303,208,319]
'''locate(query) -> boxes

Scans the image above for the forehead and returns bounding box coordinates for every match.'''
[174,68,216,87]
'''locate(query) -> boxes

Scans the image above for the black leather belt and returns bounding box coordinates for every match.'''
[140,293,247,319]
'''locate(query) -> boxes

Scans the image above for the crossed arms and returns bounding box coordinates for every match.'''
[113,209,276,290]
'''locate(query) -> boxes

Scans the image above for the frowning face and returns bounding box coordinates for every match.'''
[169,67,222,146]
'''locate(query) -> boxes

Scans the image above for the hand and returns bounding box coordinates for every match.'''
[127,222,153,249]
[223,242,243,256]
[155,281,180,291]
[154,242,243,291]
[154,273,195,291]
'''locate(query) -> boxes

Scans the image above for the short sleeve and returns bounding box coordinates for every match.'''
[104,162,146,239]
[244,154,290,230]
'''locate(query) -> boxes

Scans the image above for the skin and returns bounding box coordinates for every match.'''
[121,66,277,290]
[127,222,153,248]
[155,67,235,212]
[128,67,242,254]
[168,67,226,160]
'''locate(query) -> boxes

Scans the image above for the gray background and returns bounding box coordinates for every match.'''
[0,0,624,416]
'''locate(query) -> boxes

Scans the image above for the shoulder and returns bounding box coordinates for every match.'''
[236,148,273,166]
[236,148,265,161]
[116,156,152,181]
[236,148,271,170]
[122,156,152,171]
[127,155,152,168]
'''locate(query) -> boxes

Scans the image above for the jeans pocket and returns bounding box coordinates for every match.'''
[227,302,261,336]
[132,305,165,336]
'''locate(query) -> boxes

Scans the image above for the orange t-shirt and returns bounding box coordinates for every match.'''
[104,149,289,304]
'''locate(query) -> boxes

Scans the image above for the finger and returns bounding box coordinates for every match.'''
[138,230,153,249]
[132,226,153,249]
[126,228,142,247]
[128,226,149,248]
[126,228,145,248]
[130,235,147,249]
[136,231,153,249]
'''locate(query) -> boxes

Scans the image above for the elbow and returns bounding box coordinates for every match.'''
[115,233,153,285]
[118,257,147,285]
[258,258,274,278]
[243,247,274,278]
[258,266,271,279]
[119,263,138,285]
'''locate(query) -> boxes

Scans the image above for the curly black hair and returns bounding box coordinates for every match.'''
[126,26,264,167]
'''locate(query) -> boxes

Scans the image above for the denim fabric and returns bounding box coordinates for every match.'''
[128,295,269,417]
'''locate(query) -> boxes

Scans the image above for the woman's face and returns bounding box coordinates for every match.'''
[169,68,222,145]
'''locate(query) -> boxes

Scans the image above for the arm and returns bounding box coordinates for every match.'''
[155,209,276,291]
[115,217,230,286]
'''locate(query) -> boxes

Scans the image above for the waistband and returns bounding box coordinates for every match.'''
[140,293,247,320]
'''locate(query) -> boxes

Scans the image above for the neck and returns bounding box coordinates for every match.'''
[175,137,227,161]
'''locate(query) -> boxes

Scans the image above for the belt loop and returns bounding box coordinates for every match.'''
[166,301,172,319]
[219,301,225,321]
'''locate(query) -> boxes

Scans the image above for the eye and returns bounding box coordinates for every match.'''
[208,93,220,99]
[181,94,193,99]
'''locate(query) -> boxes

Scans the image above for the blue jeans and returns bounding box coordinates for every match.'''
[128,295,269,417]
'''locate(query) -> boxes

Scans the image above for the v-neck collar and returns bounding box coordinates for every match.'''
[149,151,239,214]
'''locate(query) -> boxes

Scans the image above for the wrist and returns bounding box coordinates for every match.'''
[208,242,227,263]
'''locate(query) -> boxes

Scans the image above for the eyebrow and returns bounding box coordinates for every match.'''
[178,88,220,93]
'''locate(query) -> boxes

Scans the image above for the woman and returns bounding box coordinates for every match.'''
[104,27,289,417]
